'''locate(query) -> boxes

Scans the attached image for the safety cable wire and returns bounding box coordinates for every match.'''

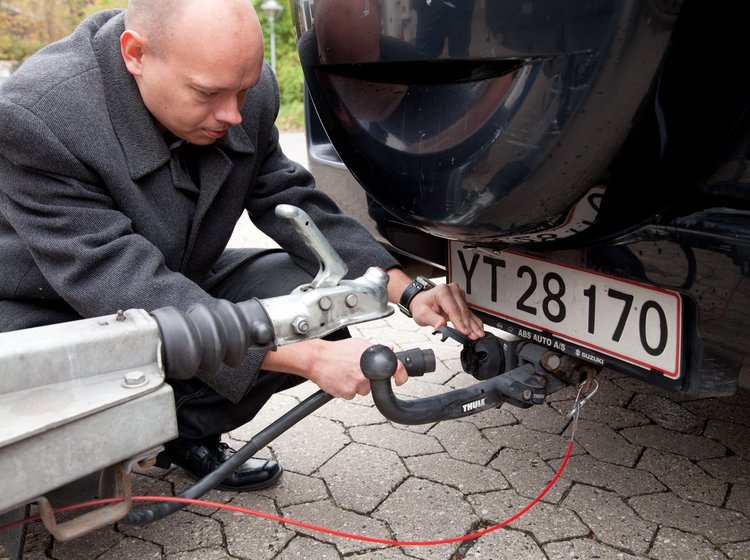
[0,383,591,547]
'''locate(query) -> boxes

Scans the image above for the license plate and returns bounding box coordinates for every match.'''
[448,244,682,378]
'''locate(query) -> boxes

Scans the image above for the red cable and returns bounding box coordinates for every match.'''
[0,440,573,547]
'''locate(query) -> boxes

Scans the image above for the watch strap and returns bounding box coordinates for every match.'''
[397,276,436,317]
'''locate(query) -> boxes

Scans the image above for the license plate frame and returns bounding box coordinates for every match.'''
[448,243,683,378]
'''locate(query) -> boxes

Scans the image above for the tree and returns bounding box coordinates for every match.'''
[0,0,123,60]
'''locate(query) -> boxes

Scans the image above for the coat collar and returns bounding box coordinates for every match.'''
[91,11,254,181]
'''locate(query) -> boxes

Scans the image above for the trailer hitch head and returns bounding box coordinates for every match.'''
[361,345,546,425]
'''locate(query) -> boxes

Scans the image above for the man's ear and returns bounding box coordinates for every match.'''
[120,30,146,76]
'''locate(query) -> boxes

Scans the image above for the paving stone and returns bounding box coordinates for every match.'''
[313,398,387,427]
[276,381,320,403]
[636,448,727,506]
[405,453,509,494]
[166,548,234,560]
[95,537,161,560]
[371,477,476,560]
[362,323,433,347]
[612,376,694,402]
[463,527,546,560]
[348,548,417,559]
[349,423,443,456]
[698,455,750,485]
[215,493,294,560]
[283,500,390,555]
[257,471,328,508]
[649,527,727,560]
[629,492,750,544]
[484,424,579,461]
[562,484,657,555]
[17,516,50,556]
[543,382,581,403]
[270,416,350,475]
[488,448,572,504]
[704,419,750,459]
[146,470,235,517]
[446,369,482,390]
[683,398,750,428]
[550,399,651,429]
[391,420,435,435]
[628,393,703,434]
[456,406,517,430]
[51,525,121,560]
[16,553,46,560]
[132,470,175,496]
[723,540,750,560]
[119,510,223,554]
[428,420,498,465]
[549,453,665,497]
[583,378,634,407]
[567,419,642,466]
[468,489,589,543]
[393,377,452,400]
[726,484,750,518]
[318,443,408,513]
[425,356,463,385]
[276,536,340,559]
[620,424,726,460]
[229,392,301,442]
[507,402,569,434]
[544,538,644,560]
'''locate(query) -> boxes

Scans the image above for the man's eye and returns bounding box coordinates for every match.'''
[197,90,216,97]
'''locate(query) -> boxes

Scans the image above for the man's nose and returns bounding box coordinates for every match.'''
[216,97,243,126]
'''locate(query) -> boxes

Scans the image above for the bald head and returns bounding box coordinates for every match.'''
[126,0,262,58]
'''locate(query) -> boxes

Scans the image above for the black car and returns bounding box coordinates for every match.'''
[291,0,749,398]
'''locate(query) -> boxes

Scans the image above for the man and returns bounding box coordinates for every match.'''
[0,0,484,491]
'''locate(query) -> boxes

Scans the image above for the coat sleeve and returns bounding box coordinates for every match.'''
[0,101,216,316]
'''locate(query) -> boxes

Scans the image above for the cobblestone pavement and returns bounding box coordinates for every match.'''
[4,134,749,559]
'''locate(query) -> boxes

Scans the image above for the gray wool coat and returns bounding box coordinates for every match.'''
[0,10,399,402]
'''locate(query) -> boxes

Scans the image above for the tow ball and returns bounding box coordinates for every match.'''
[361,327,597,425]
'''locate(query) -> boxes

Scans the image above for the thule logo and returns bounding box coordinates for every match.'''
[461,398,486,413]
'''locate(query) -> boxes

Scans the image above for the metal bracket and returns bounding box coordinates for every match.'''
[34,447,160,542]
[36,463,131,542]
[275,204,348,288]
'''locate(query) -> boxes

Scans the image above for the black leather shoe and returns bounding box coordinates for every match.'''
[156,441,282,491]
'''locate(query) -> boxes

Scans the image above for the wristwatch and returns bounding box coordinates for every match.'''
[397,276,436,317]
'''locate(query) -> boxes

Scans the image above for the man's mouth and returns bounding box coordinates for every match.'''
[204,128,228,139]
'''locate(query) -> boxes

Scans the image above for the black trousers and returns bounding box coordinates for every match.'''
[168,250,346,444]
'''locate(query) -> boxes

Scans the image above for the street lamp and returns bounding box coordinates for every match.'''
[261,0,284,74]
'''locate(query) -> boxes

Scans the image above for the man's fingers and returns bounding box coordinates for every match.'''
[429,283,484,339]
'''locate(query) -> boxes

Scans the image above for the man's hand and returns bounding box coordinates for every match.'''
[261,338,408,400]
[387,269,485,340]
[408,281,485,339]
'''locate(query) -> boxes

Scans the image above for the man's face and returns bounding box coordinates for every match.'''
[122,2,265,145]
[134,44,262,145]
